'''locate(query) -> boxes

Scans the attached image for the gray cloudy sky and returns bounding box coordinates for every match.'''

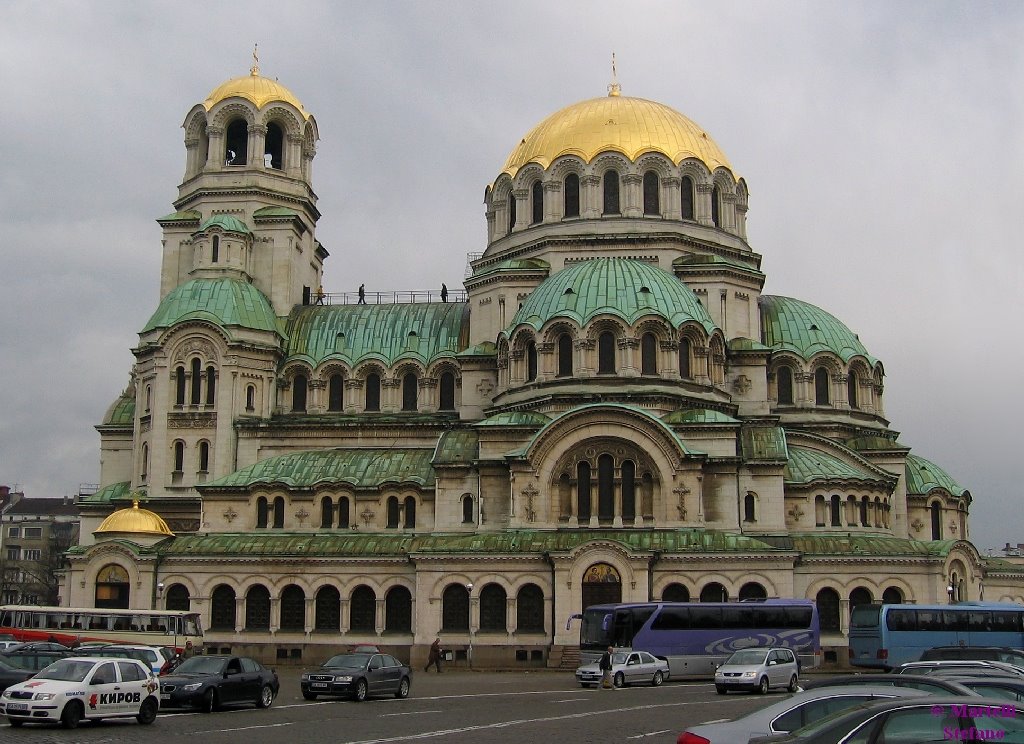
[1,1,1020,552]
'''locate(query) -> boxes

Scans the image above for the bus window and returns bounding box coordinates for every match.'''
[756,606,786,628]
[916,609,944,632]
[690,607,722,629]
[887,609,917,631]
[651,606,691,631]
[943,610,968,632]
[968,611,992,632]
[784,607,813,629]
[851,605,881,628]
[992,612,1022,633]
[723,607,754,628]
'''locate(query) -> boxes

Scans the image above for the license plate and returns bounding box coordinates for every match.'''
[6,703,27,711]
[311,683,328,688]
[160,694,170,700]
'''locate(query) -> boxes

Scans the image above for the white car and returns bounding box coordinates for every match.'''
[0,656,160,728]
[575,650,670,688]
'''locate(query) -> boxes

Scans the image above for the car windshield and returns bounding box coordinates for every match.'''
[173,656,227,675]
[34,659,96,682]
[725,650,769,665]
[611,653,628,664]
[324,654,371,668]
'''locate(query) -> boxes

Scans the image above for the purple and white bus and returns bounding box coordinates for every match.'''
[574,599,821,678]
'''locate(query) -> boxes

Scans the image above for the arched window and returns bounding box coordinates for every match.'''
[849,587,873,618]
[173,440,184,472]
[739,582,767,601]
[930,501,942,540]
[165,584,190,611]
[563,174,580,218]
[402,372,418,411]
[439,372,456,410]
[94,564,130,609]
[680,176,695,220]
[621,460,636,521]
[815,367,830,405]
[403,496,416,529]
[700,583,728,602]
[480,584,507,631]
[205,366,216,405]
[602,171,620,215]
[507,191,517,232]
[848,371,859,409]
[711,185,721,227]
[662,583,689,602]
[350,586,376,631]
[272,496,285,529]
[516,584,545,632]
[387,496,400,528]
[557,334,573,376]
[338,496,350,528]
[212,235,220,263]
[641,333,657,376]
[198,441,209,472]
[642,170,660,215]
[830,494,842,527]
[777,366,794,405]
[860,496,870,527]
[328,373,344,412]
[320,498,334,528]
[882,587,904,604]
[280,585,305,631]
[145,385,151,413]
[385,586,412,632]
[531,181,543,224]
[225,119,248,165]
[441,584,470,631]
[577,461,592,521]
[462,494,474,524]
[816,587,840,632]
[292,373,308,412]
[365,373,381,411]
[175,367,186,406]
[264,122,284,169]
[210,585,236,630]
[190,358,202,405]
[245,384,255,411]
[598,331,616,374]
[526,341,538,382]
[245,585,271,630]
[815,495,826,526]
[256,497,268,529]
[314,586,340,631]
[679,338,691,379]
[598,454,614,520]
[743,492,756,522]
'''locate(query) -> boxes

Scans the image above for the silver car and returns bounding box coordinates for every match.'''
[575,650,669,688]
[678,685,929,743]
[714,647,799,694]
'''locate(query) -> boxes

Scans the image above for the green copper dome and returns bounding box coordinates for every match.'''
[760,295,878,364]
[141,278,279,335]
[198,214,251,234]
[508,258,716,333]
[101,386,135,426]
[905,453,968,498]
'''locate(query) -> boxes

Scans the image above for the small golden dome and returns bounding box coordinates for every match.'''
[203,71,309,120]
[95,500,174,537]
[502,94,732,178]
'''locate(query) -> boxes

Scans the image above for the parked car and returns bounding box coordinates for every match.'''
[70,643,174,675]
[0,656,159,729]
[800,673,977,695]
[944,675,1024,702]
[894,659,1024,678]
[750,696,1024,743]
[158,655,278,712]
[575,650,669,688]
[921,646,1024,665]
[714,647,799,694]
[676,685,927,744]
[0,657,36,692]
[0,642,75,671]
[300,652,411,701]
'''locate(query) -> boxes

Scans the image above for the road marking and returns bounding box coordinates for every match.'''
[199,722,294,733]
[626,731,671,739]
[552,698,588,703]
[381,710,443,717]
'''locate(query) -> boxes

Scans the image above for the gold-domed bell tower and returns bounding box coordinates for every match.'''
[158,49,327,315]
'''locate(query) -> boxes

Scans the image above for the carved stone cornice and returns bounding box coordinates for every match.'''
[168,412,217,429]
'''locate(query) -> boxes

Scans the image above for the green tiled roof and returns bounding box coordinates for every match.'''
[473,258,550,278]
[457,341,496,357]
[102,388,135,426]
[201,449,436,490]
[673,254,763,275]
[845,436,908,452]
[523,403,694,456]
[157,209,201,223]
[432,430,478,466]
[760,295,878,364]
[740,426,788,461]
[662,409,738,425]
[80,481,131,504]
[768,533,958,557]
[784,445,885,485]
[905,453,967,497]
[282,303,469,367]
[141,278,279,335]
[476,411,552,427]
[199,214,251,234]
[728,337,770,352]
[253,206,299,218]
[507,258,717,334]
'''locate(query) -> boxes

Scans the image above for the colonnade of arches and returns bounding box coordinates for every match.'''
[280,364,460,415]
[770,358,883,414]
[814,494,892,530]
[252,493,424,531]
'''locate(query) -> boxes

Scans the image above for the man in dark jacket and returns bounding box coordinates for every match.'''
[599,646,614,689]
[425,637,443,673]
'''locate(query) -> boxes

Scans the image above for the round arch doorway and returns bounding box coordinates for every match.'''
[581,562,622,610]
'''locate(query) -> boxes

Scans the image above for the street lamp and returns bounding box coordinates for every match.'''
[466,582,474,669]
[946,583,955,604]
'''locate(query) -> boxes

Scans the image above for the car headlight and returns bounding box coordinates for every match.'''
[742,671,757,678]
[34,693,56,700]
[301,673,310,680]
[1,690,11,699]
[182,682,204,691]
[334,675,352,683]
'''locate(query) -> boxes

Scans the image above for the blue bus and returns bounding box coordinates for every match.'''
[849,602,1024,669]
[573,599,820,678]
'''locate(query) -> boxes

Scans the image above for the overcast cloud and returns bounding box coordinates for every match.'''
[0,1,1020,553]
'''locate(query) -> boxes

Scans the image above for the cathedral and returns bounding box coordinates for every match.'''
[61,63,1019,668]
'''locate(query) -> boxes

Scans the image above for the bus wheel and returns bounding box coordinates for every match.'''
[715,685,727,695]
[757,676,769,694]
[788,675,799,693]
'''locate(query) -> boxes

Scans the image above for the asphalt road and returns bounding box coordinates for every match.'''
[1,667,780,743]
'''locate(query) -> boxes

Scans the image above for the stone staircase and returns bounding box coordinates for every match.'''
[547,645,581,670]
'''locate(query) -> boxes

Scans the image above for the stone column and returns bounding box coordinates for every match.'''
[581,175,601,218]
[663,177,681,220]
[696,183,714,226]
[543,180,561,222]
[622,173,643,217]
[512,188,529,232]
[206,127,224,171]
[618,337,639,377]
[248,124,267,168]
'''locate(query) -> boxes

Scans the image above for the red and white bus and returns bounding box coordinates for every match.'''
[0,605,203,653]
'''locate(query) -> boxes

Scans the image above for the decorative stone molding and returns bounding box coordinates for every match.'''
[911,517,924,533]
[732,375,752,394]
[521,484,538,523]
[168,412,217,429]
[222,507,238,523]
[172,338,218,364]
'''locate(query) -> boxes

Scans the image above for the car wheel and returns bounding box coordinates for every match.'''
[757,676,769,695]
[715,685,727,695]
[787,674,799,693]
[302,691,318,701]
[395,677,410,699]
[651,670,664,687]
[201,688,217,713]
[353,678,368,702]
[613,672,625,688]
[257,684,275,709]
[60,700,84,729]
[137,697,158,725]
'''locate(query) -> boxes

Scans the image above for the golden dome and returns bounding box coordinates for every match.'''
[502,94,732,178]
[95,500,174,537]
[203,71,309,120]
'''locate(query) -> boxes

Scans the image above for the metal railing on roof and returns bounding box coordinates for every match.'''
[309,289,467,306]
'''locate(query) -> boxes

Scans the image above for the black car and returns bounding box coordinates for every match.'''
[921,646,1024,665]
[800,673,976,695]
[0,656,36,692]
[159,655,278,712]
[945,675,1024,702]
[300,652,411,702]
[0,642,75,671]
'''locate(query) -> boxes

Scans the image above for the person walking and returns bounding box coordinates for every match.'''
[357,283,366,304]
[599,646,614,689]
[440,283,448,302]
[425,637,443,673]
